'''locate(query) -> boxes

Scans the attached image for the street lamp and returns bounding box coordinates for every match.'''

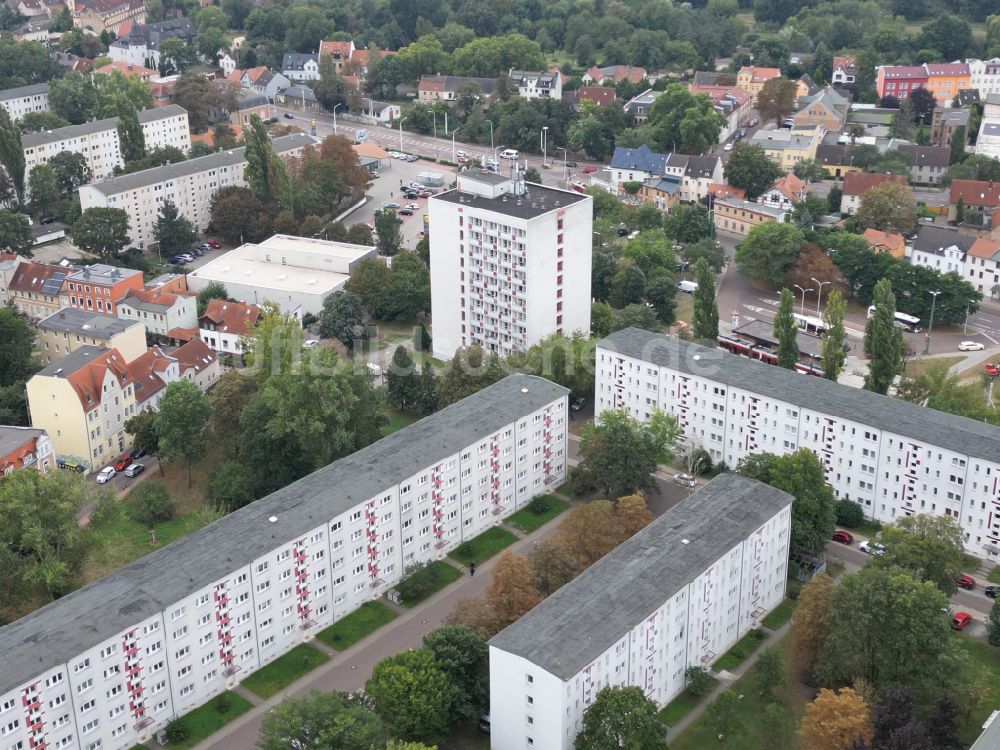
[541,126,548,168]
[811,277,831,318]
[398,117,407,154]
[793,285,814,316]
[431,110,437,141]
[556,146,568,183]
[924,289,941,355]
[332,103,342,136]
[487,120,494,152]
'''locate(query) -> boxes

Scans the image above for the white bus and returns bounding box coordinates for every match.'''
[793,312,827,337]
[866,305,922,332]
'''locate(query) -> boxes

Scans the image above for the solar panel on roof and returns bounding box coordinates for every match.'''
[40,272,67,295]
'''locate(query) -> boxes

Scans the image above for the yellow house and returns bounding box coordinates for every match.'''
[815,143,864,179]
[7,261,70,321]
[35,308,148,364]
[746,126,825,171]
[736,66,781,104]
[26,345,137,471]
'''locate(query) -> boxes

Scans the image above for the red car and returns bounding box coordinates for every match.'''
[952,612,973,630]
[955,574,976,590]
[987,362,1000,377]
[582,165,597,173]
[206,240,221,249]
[112,454,132,472]
[832,530,854,545]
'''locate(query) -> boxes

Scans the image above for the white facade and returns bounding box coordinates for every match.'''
[910,242,966,274]
[429,171,593,360]
[597,328,1000,558]
[968,59,1000,98]
[0,375,568,750]
[78,133,315,247]
[117,291,197,336]
[23,106,191,182]
[488,474,791,750]
[0,82,49,121]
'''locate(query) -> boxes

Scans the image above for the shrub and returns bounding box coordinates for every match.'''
[214,693,231,714]
[301,312,319,328]
[686,666,715,696]
[834,499,864,528]
[163,719,190,744]
[130,482,175,526]
[526,496,551,515]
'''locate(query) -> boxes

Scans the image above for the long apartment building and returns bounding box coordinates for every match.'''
[23,105,191,182]
[428,169,593,360]
[596,328,1000,559]
[0,374,568,750]
[0,82,48,121]
[489,474,792,750]
[78,133,315,248]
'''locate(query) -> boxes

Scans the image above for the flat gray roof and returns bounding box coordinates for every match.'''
[599,328,1000,464]
[0,82,47,101]
[85,133,315,196]
[0,374,567,694]
[22,107,185,148]
[489,474,792,679]
[36,308,139,338]
[731,319,825,359]
[0,426,46,458]
[433,182,588,221]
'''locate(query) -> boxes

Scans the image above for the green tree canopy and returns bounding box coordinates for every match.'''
[820,290,847,381]
[855,182,918,236]
[241,302,304,382]
[0,208,33,256]
[724,143,782,199]
[319,290,366,348]
[873,514,966,594]
[575,686,667,750]
[258,690,388,750]
[153,200,197,259]
[423,626,489,719]
[691,257,719,344]
[435,346,506,408]
[71,207,130,261]
[576,409,678,497]
[735,222,804,285]
[195,281,232,316]
[156,379,213,487]
[365,648,462,743]
[863,278,904,394]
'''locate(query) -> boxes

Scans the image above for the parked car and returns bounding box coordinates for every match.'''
[564,160,578,168]
[456,149,469,158]
[955,574,976,590]
[500,148,519,159]
[113,454,132,472]
[479,714,491,735]
[206,240,221,249]
[96,466,116,484]
[858,540,885,555]
[399,207,414,215]
[302,339,319,349]
[582,165,597,173]
[723,142,734,151]
[986,586,1000,599]
[674,474,697,487]
[168,256,188,265]
[418,189,435,197]
[952,612,973,630]
[986,362,1000,377]
[384,202,400,209]
[189,247,202,257]
[198,243,211,252]
[283,113,293,119]
[570,397,586,412]
[124,463,145,478]
[832,530,854,545]
[405,154,419,162]
[177,253,195,262]
[959,341,985,351]
[129,448,146,459]
[40,215,55,224]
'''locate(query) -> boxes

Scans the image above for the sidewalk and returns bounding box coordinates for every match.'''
[187,490,576,750]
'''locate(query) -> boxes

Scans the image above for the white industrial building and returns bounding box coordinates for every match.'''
[428,169,593,360]
[489,474,792,750]
[186,234,377,318]
[23,105,191,181]
[78,133,315,248]
[597,328,1000,558]
[0,374,567,750]
[0,82,48,121]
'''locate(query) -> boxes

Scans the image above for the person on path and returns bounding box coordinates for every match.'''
[469,561,476,577]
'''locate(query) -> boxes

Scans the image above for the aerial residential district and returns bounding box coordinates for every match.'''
[9,3,1000,750]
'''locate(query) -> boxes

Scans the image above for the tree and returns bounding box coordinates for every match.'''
[435,346,505,409]
[855,182,918,236]
[821,290,847,381]
[663,203,712,244]
[365,649,461,743]
[774,287,799,370]
[949,125,967,165]
[707,691,740,740]
[0,105,24,205]
[483,550,542,636]
[124,410,159,461]
[908,87,936,125]
[827,186,843,214]
[927,694,962,750]
[48,151,91,197]
[863,278,904,395]
[345,258,391,318]
[156,379,213,487]
[620,232,677,275]
[244,114,290,208]
[153,200,196,259]
[27,165,60,216]
[873,514,966,594]
[828,232,896,303]
[384,252,430,321]
[575,409,677,497]
[374,207,403,256]
[646,276,678,324]
[414,361,438,415]
[422,626,488,718]
[794,158,829,183]
[790,572,833,676]
[816,566,960,698]
[724,144,782,199]
[319,290,366,348]
[71,207,130,261]
[738,450,836,555]
[115,106,145,164]
[683,238,725,272]
[210,186,271,245]
[195,281,232,316]
[920,15,971,60]
[0,208,32,256]
[870,685,923,750]
[130,482,175,526]
[755,647,786,702]
[208,371,258,451]
[646,83,724,154]
[609,261,646,309]
[691,257,719,344]
[206,461,254,513]
[386,345,420,410]
[18,111,69,135]
[241,302,303,382]
[757,77,798,126]
[574,686,666,750]
[798,688,873,750]
[258,691,388,750]
[735,223,804,285]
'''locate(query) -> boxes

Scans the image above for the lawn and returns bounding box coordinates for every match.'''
[761,597,797,631]
[316,601,398,651]
[381,408,421,436]
[955,637,1000,746]
[241,643,329,699]
[989,567,1000,585]
[902,356,962,380]
[166,691,253,750]
[673,290,694,325]
[410,350,447,368]
[659,676,719,727]
[507,495,569,533]
[449,527,519,566]
[395,560,463,606]
[713,629,768,672]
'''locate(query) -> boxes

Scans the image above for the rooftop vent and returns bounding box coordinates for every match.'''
[268,516,277,523]
[681,539,690,545]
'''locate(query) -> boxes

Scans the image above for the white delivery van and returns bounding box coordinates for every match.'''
[500,148,519,159]
[677,280,699,293]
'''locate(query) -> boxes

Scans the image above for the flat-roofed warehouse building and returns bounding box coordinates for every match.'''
[488,474,792,750]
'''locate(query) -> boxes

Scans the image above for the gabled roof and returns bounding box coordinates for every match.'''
[863,228,906,258]
[37,308,138,337]
[0,426,47,471]
[596,65,647,84]
[841,171,907,196]
[111,18,194,50]
[879,65,928,80]
[35,345,131,409]
[951,179,1000,207]
[509,69,560,89]
[765,172,808,202]
[707,183,746,200]
[0,82,48,101]
[174,337,217,377]
[282,53,317,71]
[911,224,975,256]
[815,143,850,165]
[318,40,355,59]
[968,238,1000,262]
[119,287,192,313]
[896,144,950,168]
[832,55,856,73]
[417,75,496,95]
[925,63,970,76]
[199,299,261,336]
[127,345,175,405]
[8,261,68,296]
[684,155,721,179]
[575,86,616,107]
[94,61,157,79]
[738,66,780,83]
[609,144,667,174]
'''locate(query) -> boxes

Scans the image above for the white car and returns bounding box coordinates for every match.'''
[456,149,469,158]
[858,540,885,555]
[723,142,734,151]
[673,474,697,487]
[959,341,985,351]
[96,466,116,484]
[302,340,319,349]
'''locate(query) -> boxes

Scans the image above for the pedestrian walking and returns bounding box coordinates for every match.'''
[469,561,476,577]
